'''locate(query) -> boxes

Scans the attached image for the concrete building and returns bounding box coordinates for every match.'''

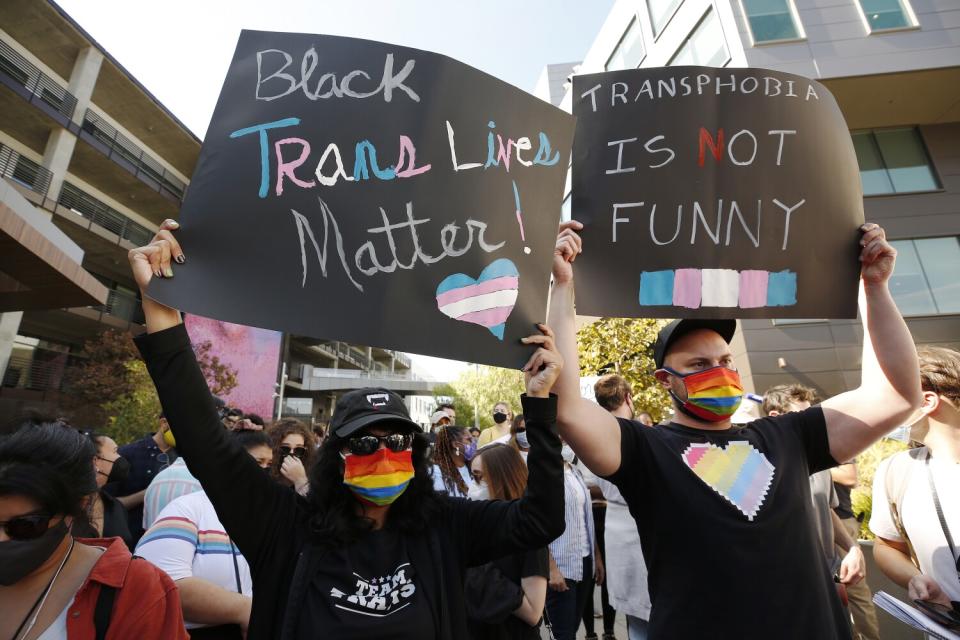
[0,0,433,424]
[550,0,960,400]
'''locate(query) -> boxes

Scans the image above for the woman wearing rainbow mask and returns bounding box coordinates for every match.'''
[125,222,566,640]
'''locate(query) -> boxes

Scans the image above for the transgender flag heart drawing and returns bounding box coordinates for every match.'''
[435,259,519,340]
[681,441,775,521]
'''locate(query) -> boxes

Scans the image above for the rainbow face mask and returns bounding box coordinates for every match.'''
[665,366,743,422]
[342,448,414,506]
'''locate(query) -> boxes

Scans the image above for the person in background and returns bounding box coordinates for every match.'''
[0,419,188,640]
[545,438,599,640]
[871,345,960,611]
[137,430,274,639]
[222,408,244,431]
[469,426,482,441]
[635,412,654,427]
[431,425,476,497]
[479,402,514,446]
[108,413,177,546]
[71,431,133,550]
[438,402,457,422]
[510,415,531,462]
[142,455,202,532]
[832,460,881,640]
[467,443,549,640]
[431,410,453,430]
[267,418,316,496]
[593,374,651,640]
[312,424,327,448]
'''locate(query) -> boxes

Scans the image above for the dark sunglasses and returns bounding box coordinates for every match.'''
[279,445,308,459]
[347,433,412,457]
[0,513,53,540]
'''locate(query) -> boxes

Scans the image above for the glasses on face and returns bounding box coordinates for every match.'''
[347,433,412,457]
[279,445,308,459]
[0,512,53,540]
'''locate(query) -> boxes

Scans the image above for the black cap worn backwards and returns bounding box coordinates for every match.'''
[653,319,738,370]
[330,387,422,439]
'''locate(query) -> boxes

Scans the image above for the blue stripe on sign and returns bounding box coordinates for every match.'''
[436,274,476,295]
[766,270,797,307]
[639,270,675,306]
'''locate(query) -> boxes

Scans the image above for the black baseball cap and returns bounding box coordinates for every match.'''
[653,319,738,369]
[330,387,422,439]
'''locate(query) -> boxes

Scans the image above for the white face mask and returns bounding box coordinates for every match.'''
[515,431,530,450]
[886,424,912,443]
[560,444,576,465]
[468,481,489,501]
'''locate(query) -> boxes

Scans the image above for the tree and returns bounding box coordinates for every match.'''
[194,340,239,397]
[577,317,673,421]
[431,382,475,428]
[451,366,525,430]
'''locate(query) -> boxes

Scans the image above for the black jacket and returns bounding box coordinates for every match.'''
[135,324,564,640]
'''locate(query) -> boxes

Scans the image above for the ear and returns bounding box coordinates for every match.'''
[921,390,941,415]
[767,410,781,417]
[653,369,672,390]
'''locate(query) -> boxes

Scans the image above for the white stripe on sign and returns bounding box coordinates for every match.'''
[439,289,519,318]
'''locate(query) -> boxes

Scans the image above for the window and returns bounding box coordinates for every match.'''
[742,0,803,43]
[647,0,684,36]
[852,128,939,195]
[605,17,645,70]
[889,237,960,316]
[669,9,730,67]
[856,0,916,32]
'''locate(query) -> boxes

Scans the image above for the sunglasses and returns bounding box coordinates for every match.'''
[0,513,53,540]
[279,445,308,459]
[347,433,412,457]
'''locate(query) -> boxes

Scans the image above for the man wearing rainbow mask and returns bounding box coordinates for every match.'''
[535,220,922,640]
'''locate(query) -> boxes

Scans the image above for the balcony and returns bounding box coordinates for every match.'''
[0,39,78,129]
[58,182,154,247]
[0,142,53,199]
[97,288,144,324]
[79,109,186,202]
[289,364,435,395]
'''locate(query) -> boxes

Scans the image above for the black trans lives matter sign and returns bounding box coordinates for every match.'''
[149,31,574,368]
[571,67,864,320]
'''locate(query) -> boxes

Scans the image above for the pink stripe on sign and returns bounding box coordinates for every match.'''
[673,269,702,309]
[435,276,519,307]
[739,270,769,308]
[456,306,514,326]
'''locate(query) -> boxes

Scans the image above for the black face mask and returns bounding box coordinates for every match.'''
[493,412,508,424]
[0,520,69,586]
[98,456,130,485]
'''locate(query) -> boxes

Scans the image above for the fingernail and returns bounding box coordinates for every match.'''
[155,269,163,278]
[175,255,186,264]
[163,267,174,278]
[169,220,180,228]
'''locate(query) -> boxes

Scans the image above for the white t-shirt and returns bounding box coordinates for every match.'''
[429,463,473,497]
[870,451,960,602]
[136,491,253,629]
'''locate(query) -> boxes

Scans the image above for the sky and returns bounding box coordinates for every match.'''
[54,0,614,382]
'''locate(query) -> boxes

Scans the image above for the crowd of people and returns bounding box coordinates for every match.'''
[1,220,958,639]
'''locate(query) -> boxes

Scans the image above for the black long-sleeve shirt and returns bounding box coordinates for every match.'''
[135,324,563,640]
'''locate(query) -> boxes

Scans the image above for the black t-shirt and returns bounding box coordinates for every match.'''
[298,528,436,640]
[468,547,549,640]
[605,407,850,639]
[834,482,854,520]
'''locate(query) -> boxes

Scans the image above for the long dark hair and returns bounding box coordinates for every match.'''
[433,425,469,495]
[305,425,441,550]
[267,418,317,482]
[0,418,97,520]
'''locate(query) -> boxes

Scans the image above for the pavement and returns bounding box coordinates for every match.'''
[539,586,630,640]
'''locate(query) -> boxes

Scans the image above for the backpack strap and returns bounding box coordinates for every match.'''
[94,584,117,640]
[884,447,927,569]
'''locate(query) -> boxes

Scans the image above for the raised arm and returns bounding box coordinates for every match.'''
[128,221,295,562]
[545,221,622,477]
[821,223,923,463]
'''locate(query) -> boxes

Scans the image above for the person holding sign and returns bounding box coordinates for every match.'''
[124,221,565,640]
[536,220,921,639]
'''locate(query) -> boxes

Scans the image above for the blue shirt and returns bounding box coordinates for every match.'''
[548,464,595,581]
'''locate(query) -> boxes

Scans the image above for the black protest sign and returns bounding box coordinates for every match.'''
[571,66,863,319]
[148,31,574,368]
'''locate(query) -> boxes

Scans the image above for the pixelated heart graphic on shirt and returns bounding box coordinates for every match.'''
[435,258,519,340]
[681,441,775,521]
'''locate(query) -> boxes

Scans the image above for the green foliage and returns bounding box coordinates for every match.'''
[101,360,162,444]
[431,382,475,428]
[577,317,673,421]
[850,438,910,539]
[450,366,525,430]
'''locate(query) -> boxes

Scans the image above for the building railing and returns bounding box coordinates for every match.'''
[391,351,412,369]
[0,349,75,392]
[0,143,53,198]
[0,39,78,123]
[58,182,154,246]
[302,365,427,383]
[97,288,145,324]
[81,110,186,200]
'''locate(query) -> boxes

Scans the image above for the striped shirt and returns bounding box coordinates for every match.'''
[136,491,252,630]
[548,465,595,581]
[142,458,202,530]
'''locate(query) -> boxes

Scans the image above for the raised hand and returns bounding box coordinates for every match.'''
[127,218,185,332]
[553,220,583,285]
[859,223,896,286]
[520,324,563,398]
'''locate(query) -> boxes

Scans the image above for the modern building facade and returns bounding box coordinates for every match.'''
[550,0,960,399]
[0,0,433,425]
